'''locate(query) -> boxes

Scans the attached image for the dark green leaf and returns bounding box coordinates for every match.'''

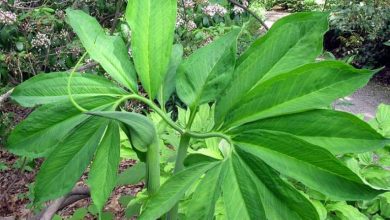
[230,109,387,154]
[233,131,384,200]
[11,72,127,107]
[34,117,109,203]
[89,121,121,213]
[7,97,117,157]
[223,151,319,220]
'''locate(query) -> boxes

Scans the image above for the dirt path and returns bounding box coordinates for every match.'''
[334,81,390,119]
[264,11,290,28]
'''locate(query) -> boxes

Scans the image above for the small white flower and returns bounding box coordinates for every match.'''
[31,33,51,49]
[233,6,245,15]
[0,10,17,25]
[176,14,185,28]
[186,20,197,31]
[202,4,227,17]
[183,0,195,8]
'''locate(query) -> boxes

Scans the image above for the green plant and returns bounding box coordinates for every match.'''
[327,0,390,68]
[6,2,390,219]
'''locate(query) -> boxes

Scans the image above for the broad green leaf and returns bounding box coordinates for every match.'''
[376,104,390,137]
[379,192,390,218]
[66,9,138,93]
[186,163,227,220]
[326,202,368,220]
[223,150,319,220]
[233,131,383,200]
[7,97,117,157]
[11,72,127,107]
[158,44,183,105]
[139,162,217,220]
[34,117,109,203]
[176,29,240,109]
[218,61,374,128]
[88,111,156,152]
[126,0,177,98]
[117,162,146,186]
[361,165,390,189]
[230,109,387,154]
[89,121,121,214]
[215,12,329,127]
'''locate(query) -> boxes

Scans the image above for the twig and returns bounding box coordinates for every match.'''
[33,186,90,220]
[0,88,14,107]
[110,0,124,35]
[75,62,98,72]
[228,0,269,30]
[181,0,187,22]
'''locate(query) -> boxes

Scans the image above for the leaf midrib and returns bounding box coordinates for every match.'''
[236,142,363,184]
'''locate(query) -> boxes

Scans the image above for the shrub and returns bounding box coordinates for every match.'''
[326,0,390,68]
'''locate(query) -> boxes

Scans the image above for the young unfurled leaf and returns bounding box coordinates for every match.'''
[66,9,138,93]
[125,0,177,98]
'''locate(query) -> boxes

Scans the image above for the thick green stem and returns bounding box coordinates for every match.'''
[146,136,160,195]
[173,134,191,173]
[167,133,191,220]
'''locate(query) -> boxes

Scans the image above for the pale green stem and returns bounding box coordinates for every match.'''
[146,136,161,195]
[67,52,88,112]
